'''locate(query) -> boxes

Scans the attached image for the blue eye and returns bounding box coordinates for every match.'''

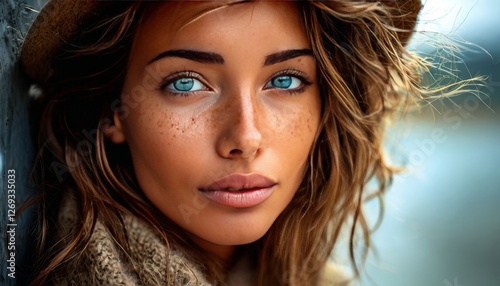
[265,75,302,89]
[166,77,206,93]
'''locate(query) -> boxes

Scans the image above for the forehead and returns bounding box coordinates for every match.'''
[132,1,310,59]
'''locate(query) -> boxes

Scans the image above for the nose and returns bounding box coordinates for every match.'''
[216,90,263,160]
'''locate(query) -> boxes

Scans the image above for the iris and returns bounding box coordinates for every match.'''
[272,76,293,88]
[173,78,195,91]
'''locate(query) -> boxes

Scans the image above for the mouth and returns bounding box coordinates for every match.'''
[200,173,277,192]
[199,174,277,208]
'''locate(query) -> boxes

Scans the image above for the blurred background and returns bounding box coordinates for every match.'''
[0,0,499,285]
[359,0,500,285]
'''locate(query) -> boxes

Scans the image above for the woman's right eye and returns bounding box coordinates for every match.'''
[161,75,208,95]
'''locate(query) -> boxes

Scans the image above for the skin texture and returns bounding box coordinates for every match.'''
[106,1,321,263]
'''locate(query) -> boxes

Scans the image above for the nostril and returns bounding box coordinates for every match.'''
[229,149,243,155]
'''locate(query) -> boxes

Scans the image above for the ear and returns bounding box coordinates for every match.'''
[103,113,126,144]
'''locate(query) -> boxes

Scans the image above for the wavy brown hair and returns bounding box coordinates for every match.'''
[27,1,430,285]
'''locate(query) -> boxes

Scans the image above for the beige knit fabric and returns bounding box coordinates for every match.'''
[54,195,212,285]
[53,195,351,285]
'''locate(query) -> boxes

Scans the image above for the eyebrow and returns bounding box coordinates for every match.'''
[147,48,313,66]
[148,49,224,65]
[263,49,313,66]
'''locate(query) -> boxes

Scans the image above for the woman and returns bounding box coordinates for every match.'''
[20,0,423,285]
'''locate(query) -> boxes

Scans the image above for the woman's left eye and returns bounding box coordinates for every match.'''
[265,75,302,90]
[165,77,206,94]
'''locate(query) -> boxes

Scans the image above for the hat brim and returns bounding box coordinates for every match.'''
[20,0,98,83]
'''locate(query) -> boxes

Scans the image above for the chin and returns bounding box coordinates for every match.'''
[217,231,268,246]
[198,216,275,246]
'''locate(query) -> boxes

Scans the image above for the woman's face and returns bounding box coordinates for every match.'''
[109,1,320,259]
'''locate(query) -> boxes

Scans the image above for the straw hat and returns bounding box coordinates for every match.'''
[20,0,421,83]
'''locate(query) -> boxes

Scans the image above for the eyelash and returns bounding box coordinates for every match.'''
[158,69,313,97]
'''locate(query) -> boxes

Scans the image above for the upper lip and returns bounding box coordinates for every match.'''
[199,173,277,192]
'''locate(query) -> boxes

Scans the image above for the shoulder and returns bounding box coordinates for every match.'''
[317,261,354,286]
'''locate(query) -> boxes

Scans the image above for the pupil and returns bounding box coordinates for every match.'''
[174,78,194,91]
[273,76,291,88]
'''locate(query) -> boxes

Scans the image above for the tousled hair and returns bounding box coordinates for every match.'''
[27,1,435,285]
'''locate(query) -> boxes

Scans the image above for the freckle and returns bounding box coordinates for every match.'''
[306,117,312,132]
[191,117,195,123]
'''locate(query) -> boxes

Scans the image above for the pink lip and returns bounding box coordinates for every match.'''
[199,174,277,208]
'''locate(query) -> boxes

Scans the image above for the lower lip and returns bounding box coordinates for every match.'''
[199,186,275,208]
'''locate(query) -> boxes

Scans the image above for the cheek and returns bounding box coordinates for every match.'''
[292,106,319,140]
[267,97,321,147]
[122,97,222,187]
[264,93,321,188]
[122,102,190,172]
[123,97,198,143]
